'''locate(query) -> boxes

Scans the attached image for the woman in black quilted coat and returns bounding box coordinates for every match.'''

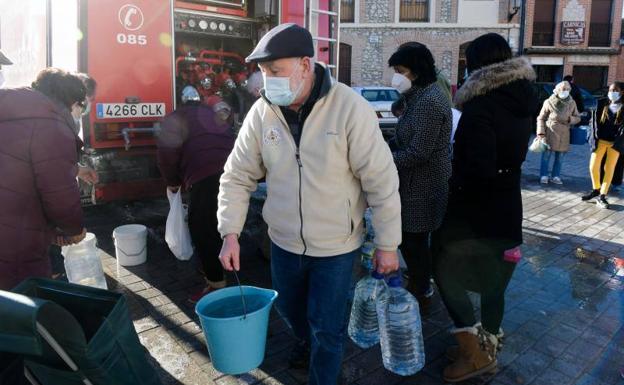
[387,43,452,307]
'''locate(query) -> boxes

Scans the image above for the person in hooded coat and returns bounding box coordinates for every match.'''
[432,33,539,383]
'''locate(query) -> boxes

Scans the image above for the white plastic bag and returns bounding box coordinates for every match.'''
[529,137,549,153]
[165,189,193,261]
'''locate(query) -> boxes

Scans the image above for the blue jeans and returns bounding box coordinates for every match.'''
[540,150,566,178]
[270,243,357,385]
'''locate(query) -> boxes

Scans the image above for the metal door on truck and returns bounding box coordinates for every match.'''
[81,0,174,149]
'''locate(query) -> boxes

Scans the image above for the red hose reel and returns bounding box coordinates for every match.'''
[175,49,252,103]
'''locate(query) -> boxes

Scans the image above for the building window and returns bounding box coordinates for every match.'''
[533,65,563,83]
[340,0,355,22]
[588,0,613,47]
[532,0,557,46]
[399,0,429,22]
[339,43,352,86]
[457,42,470,88]
[573,66,608,93]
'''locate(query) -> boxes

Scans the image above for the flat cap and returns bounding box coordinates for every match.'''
[0,50,12,65]
[246,23,314,63]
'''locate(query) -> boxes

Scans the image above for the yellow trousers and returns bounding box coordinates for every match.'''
[590,140,621,195]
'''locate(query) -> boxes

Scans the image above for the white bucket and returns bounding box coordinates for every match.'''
[113,224,148,266]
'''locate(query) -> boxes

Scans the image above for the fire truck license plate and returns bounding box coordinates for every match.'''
[96,103,166,119]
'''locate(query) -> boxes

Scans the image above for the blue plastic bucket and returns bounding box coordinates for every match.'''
[195,286,278,375]
[570,126,588,145]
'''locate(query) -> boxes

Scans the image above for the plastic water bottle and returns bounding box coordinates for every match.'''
[62,233,108,289]
[348,271,385,348]
[364,208,375,241]
[377,276,425,376]
[360,241,375,270]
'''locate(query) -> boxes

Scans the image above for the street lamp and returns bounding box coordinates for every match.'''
[508,0,521,22]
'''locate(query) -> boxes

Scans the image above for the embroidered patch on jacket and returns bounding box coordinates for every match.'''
[264,127,282,146]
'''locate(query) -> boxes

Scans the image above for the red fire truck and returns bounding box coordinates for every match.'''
[70,0,339,203]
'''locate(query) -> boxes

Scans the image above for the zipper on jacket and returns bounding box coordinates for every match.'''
[268,104,308,256]
[295,147,307,256]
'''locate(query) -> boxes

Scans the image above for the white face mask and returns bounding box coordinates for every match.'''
[0,70,5,88]
[82,101,91,116]
[557,90,570,99]
[263,62,304,106]
[71,104,83,132]
[391,73,412,94]
[608,91,621,103]
[71,104,82,120]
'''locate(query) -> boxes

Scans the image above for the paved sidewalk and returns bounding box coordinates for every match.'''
[83,141,624,385]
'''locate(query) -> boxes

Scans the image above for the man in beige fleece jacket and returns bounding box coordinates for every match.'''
[217,23,401,385]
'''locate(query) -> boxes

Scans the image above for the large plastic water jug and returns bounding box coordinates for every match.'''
[62,233,107,289]
[377,276,425,376]
[360,241,375,270]
[364,208,376,245]
[348,271,385,348]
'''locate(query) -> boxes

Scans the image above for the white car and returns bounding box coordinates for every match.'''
[352,86,400,137]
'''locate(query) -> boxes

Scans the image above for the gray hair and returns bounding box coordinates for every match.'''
[554,81,571,93]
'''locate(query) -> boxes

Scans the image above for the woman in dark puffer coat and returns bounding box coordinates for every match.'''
[432,34,539,382]
[0,68,86,290]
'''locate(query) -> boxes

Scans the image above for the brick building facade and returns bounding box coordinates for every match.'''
[338,0,522,89]
[616,37,624,81]
[524,0,623,93]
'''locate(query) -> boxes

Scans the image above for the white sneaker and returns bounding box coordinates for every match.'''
[551,177,563,185]
[540,176,549,184]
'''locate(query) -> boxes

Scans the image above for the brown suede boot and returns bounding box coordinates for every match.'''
[446,324,504,361]
[443,326,498,383]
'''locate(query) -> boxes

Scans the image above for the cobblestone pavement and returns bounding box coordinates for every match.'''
[83,141,624,385]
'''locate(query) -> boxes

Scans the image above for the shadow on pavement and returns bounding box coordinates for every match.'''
[78,196,624,385]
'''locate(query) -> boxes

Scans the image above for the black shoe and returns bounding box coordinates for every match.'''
[288,340,310,369]
[582,189,600,201]
[596,195,610,209]
[407,282,434,316]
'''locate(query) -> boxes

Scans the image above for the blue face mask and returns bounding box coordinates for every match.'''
[608,91,621,103]
[263,63,304,106]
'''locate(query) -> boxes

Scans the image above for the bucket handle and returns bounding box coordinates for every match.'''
[232,270,247,320]
[116,244,147,258]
